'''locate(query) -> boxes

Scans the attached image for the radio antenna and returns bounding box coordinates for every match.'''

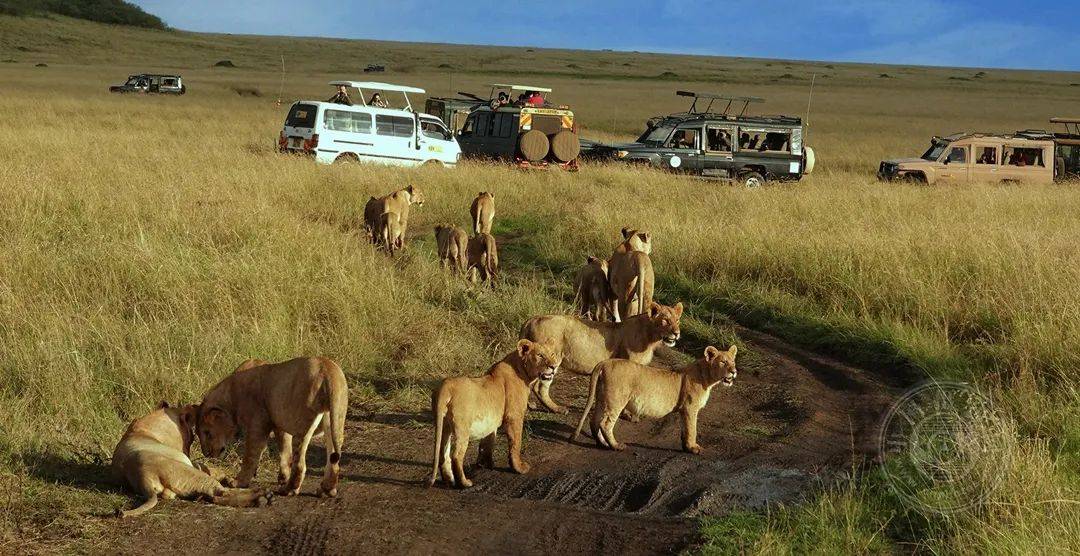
[276,54,286,107]
[804,73,817,143]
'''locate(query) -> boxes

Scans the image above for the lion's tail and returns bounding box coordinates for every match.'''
[326,371,346,470]
[472,205,481,235]
[572,361,605,442]
[118,491,159,518]
[429,383,451,487]
[634,265,646,316]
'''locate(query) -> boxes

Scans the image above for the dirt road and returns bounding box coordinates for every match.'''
[98,325,899,555]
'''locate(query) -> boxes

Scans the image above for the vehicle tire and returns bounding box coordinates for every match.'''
[739,171,765,188]
[1056,156,1066,179]
[423,159,444,168]
[518,129,550,163]
[335,153,359,164]
[549,130,580,163]
[803,146,816,175]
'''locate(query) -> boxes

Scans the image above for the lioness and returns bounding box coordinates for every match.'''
[573,345,738,454]
[574,255,618,322]
[470,191,495,234]
[466,232,499,286]
[520,301,683,414]
[363,196,382,244]
[609,229,654,319]
[429,339,562,488]
[434,224,468,273]
[377,185,425,247]
[380,211,403,256]
[112,401,271,517]
[195,357,347,497]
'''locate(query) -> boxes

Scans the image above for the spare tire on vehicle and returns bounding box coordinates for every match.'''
[518,129,550,162]
[549,130,580,163]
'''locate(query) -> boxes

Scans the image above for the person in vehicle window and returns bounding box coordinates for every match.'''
[526,91,544,106]
[327,85,352,106]
[977,148,996,164]
[369,93,389,108]
[490,92,510,110]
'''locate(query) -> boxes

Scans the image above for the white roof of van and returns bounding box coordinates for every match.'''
[330,81,425,94]
[492,84,552,92]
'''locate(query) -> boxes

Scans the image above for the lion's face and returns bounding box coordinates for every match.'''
[195,406,237,458]
[703,345,738,387]
[407,185,425,206]
[516,339,563,382]
[620,227,652,255]
[648,302,683,347]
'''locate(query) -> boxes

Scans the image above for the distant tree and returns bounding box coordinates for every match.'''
[0,0,168,30]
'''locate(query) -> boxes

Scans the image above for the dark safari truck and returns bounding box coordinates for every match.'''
[109,74,186,95]
[583,91,816,186]
[425,84,581,169]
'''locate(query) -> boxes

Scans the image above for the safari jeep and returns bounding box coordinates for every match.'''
[279,81,461,167]
[425,84,580,169]
[583,91,815,186]
[878,132,1056,184]
[109,74,185,94]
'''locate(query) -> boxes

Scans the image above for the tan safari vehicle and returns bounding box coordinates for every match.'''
[878,131,1055,184]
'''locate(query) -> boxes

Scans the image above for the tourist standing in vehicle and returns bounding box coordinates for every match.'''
[370,93,389,108]
[328,85,352,105]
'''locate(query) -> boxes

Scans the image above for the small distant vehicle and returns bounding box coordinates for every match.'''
[109,74,186,94]
[278,81,461,167]
[425,84,581,169]
[878,130,1061,184]
[364,64,386,73]
[583,91,815,186]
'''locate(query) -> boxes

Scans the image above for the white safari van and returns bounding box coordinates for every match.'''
[279,81,461,167]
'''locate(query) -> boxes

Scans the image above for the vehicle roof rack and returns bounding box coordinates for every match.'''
[676,90,764,116]
[1051,117,1080,135]
[329,81,425,110]
[492,83,553,93]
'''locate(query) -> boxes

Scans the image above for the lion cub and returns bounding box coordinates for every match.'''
[430,339,562,488]
[195,357,347,497]
[574,255,618,322]
[466,232,499,286]
[470,191,495,234]
[112,402,271,518]
[380,211,404,256]
[573,345,738,454]
[434,224,468,273]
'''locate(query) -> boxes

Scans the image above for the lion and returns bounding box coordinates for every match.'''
[434,224,468,273]
[608,229,654,319]
[470,191,495,234]
[429,339,562,488]
[380,211,403,256]
[363,196,382,244]
[466,232,499,286]
[572,345,738,454]
[574,255,618,322]
[195,357,347,497]
[519,301,683,414]
[376,185,425,247]
[111,401,272,518]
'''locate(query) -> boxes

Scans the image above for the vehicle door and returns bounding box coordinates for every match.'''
[324,108,374,157]
[488,111,517,159]
[938,144,970,182]
[374,113,418,165]
[148,76,160,93]
[703,124,736,176]
[663,123,704,172]
[159,76,180,94]
[971,143,1000,182]
[418,117,458,163]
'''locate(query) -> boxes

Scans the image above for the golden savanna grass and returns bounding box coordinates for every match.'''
[1,14,1078,553]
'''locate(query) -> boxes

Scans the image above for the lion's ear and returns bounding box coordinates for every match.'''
[638,232,650,244]
[158,400,171,409]
[489,192,495,200]
[587,255,600,264]
[649,302,661,318]
[727,345,738,357]
[674,302,684,316]
[180,404,199,427]
[704,346,720,362]
[621,227,632,239]
[516,339,533,357]
[406,185,415,194]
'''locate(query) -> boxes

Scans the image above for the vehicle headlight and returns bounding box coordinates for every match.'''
[616,150,629,158]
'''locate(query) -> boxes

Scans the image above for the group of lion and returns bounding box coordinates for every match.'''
[110,188,738,516]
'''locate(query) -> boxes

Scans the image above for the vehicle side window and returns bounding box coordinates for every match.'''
[666,127,700,149]
[706,127,732,152]
[975,146,997,164]
[1002,145,1044,167]
[947,146,967,164]
[492,113,514,138]
[325,110,372,133]
[286,104,318,128]
[474,112,491,137]
[421,120,451,140]
[376,115,414,137]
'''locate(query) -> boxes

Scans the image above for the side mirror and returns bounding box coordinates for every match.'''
[942,157,950,165]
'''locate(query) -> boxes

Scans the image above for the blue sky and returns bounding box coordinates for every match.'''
[131,0,1079,71]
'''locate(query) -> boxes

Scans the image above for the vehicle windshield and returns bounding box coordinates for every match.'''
[421,119,452,141]
[637,124,674,146]
[125,76,141,86]
[285,103,318,128]
[922,142,947,161]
